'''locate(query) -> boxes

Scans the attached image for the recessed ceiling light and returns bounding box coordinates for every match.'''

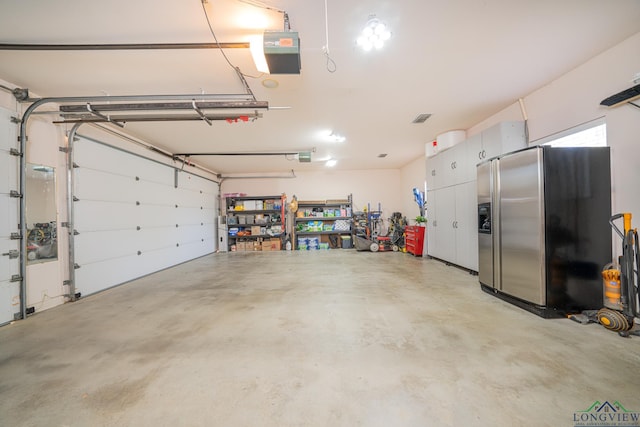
[262,78,279,89]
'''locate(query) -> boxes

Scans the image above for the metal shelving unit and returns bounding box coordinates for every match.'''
[293,194,353,250]
[225,194,286,252]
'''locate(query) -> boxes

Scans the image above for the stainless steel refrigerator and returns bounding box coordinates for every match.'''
[477,146,611,317]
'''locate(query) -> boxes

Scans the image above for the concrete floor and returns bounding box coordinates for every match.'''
[1,251,639,427]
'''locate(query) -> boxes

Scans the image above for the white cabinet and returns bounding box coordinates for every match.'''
[468,122,526,167]
[454,181,478,271]
[426,141,470,191]
[427,182,478,271]
[426,189,436,258]
[425,121,525,272]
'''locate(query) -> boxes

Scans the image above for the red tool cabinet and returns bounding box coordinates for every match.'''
[405,225,425,256]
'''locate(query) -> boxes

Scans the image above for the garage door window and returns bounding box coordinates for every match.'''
[26,164,57,264]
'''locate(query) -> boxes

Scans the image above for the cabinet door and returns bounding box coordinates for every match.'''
[465,133,484,174]
[426,154,441,191]
[445,144,471,187]
[434,186,456,262]
[454,181,479,271]
[425,190,437,257]
[482,122,526,159]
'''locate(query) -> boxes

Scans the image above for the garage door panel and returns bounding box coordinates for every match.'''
[73,136,217,296]
[133,161,174,186]
[178,173,208,191]
[179,224,208,241]
[74,254,143,296]
[177,206,205,223]
[0,282,19,324]
[0,152,18,193]
[138,205,176,227]
[75,230,139,265]
[75,201,139,231]
[1,108,20,325]
[75,168,138,203]
[0,109,17,150]
[76,141,169,183]
[0,238,20,272]
[138,227,178,252]
[0,194,18,236]
[136,179,175,205]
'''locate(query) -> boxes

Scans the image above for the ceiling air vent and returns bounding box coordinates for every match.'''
[412,113,432,124]
[378,153,388,158]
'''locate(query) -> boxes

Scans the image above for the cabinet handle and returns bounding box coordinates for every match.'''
[431,170,436,176]
[478,151,482,160]
[482,149,486,159]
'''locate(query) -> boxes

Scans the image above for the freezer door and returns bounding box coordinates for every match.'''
[477,161,493,287]
[498,148,546,305]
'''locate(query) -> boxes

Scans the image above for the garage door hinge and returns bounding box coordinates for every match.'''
[72,162,79,168]
[73,196,80,202]
[59,146,69,153]
[73,229,80,235]
[61,222,69,228]
[2,250,19,259]
[9,148,22,157]
[74,263,81,269]
[10,274,22,282]
[10,116,21,124]
[9,190,22,198]
[10,232,22,240]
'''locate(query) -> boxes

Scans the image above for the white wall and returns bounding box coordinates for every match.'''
[221,169,404,219]
[467,31,640,232]
[400,156,427,223]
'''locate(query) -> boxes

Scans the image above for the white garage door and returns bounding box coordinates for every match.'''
[0,108,20,324]
[73,135,217,297]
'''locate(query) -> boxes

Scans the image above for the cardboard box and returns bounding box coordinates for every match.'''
[261,242,272,251]
[252,241,262,251]
[270,239,282,251]
[251,226,262,236]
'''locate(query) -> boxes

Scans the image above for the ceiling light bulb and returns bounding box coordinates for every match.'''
[358,15,391,51]
[326,159,337,167]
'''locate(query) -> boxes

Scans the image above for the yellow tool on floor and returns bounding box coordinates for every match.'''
[596,213,640,336]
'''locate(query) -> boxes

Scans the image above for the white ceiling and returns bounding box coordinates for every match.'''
[1,0,639,174]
